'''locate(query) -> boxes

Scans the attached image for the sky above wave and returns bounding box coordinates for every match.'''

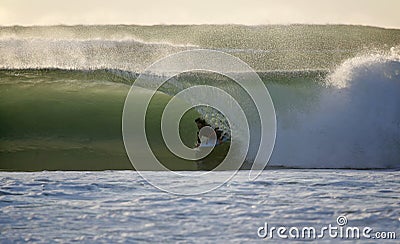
[1,0,399,28]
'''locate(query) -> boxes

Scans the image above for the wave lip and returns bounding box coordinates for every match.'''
[1,24,399,72]
[0,37,195,71]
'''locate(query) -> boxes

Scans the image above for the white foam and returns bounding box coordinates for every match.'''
[270,49,400,168]
[327,46,400,88]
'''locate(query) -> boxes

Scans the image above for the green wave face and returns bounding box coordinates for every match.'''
[0,70,203,170]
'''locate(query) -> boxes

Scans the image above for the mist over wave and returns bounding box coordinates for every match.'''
[2,24,399,71]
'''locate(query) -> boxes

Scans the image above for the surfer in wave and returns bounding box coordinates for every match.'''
[195,117,228,147]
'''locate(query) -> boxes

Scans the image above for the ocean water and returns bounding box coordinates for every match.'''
[0,170,399,242]
[0,24,400,242]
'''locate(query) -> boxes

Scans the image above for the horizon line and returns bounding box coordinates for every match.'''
[1,23,399,30]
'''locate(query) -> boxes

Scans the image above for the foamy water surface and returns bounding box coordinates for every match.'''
[0,170,399,242]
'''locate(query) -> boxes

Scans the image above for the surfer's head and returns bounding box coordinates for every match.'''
[195,117,208,129]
